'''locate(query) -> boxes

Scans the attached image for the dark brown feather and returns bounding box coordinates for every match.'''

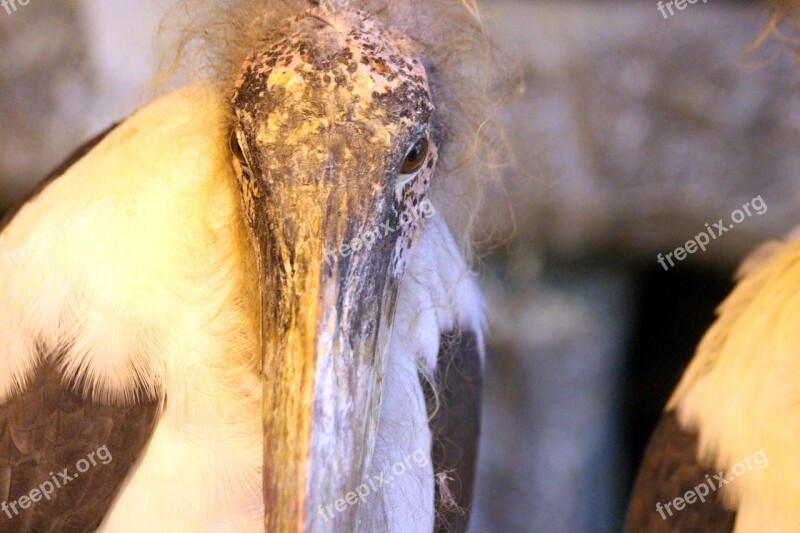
[424,328,483,533]
[0,360,159,533]
[625,410,736,533]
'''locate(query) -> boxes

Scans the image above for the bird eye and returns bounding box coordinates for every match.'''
[230,130,247,165]
[400,138,429,175]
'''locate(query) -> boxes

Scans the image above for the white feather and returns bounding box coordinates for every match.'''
[670,234,800,531]
[0,84,265,532]
[360,215,486,531]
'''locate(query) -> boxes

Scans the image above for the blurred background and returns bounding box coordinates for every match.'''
[1,0,798,531]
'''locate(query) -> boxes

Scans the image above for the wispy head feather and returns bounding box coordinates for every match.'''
[156,0,517,262]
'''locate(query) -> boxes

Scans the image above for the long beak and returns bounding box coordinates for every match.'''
[255,182,399,532]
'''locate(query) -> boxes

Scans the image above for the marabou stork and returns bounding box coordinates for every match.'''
[625,4,800,532]
[0,1,503,531]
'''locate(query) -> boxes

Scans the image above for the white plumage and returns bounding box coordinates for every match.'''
[666,235,800,531]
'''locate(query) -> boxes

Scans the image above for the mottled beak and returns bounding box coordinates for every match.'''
[255,176,402,532]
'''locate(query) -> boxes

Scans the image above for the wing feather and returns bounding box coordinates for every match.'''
[0,125,160,533]
[0,360,159,533]
[625,410,736,532]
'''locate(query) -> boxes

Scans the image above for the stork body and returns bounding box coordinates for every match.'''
[0,3,492,531]
[626,236,800,531]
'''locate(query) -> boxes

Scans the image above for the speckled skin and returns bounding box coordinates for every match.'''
[231,7,438,278]
[228,6,441,531]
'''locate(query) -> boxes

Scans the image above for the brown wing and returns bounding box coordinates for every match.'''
[424,328,483,533]
[0,361,160,533]
[0,124,161,532]
[625,410,736,532]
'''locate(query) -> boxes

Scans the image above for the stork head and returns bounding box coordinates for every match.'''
[229,6,437,530]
